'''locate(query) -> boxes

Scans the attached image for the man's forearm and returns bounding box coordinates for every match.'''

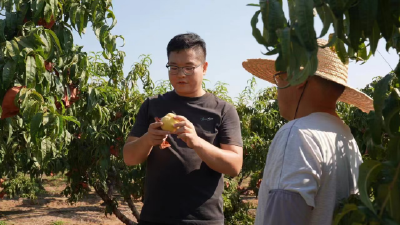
[192,138,242,177]
[123,133,153,166]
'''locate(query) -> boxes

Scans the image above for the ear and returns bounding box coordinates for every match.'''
[202,61,208,75]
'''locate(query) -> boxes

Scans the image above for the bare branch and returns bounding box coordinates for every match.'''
[94,183,137,225]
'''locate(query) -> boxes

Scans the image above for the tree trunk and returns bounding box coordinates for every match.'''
[94,183,137,225]
[125,195,141,222]
[115,178,141,222]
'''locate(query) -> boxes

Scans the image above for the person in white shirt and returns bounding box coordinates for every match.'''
[242,39,374,225]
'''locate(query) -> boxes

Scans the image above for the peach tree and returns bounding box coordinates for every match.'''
[0,0,146,224]
[248,0,400,224]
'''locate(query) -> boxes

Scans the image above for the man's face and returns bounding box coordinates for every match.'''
[167,49,208,97]
[275,73,303,121]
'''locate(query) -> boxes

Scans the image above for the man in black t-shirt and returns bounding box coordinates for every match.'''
[123,33,243,225]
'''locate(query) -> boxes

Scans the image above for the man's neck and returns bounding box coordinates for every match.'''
[294,103,339,120]
[174,89,206,98]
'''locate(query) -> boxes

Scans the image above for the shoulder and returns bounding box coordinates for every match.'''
[291,113,353,138]
[207,93,237,114]
[271,120,316,150]
[145,91,175,103]
[274,113,356,154]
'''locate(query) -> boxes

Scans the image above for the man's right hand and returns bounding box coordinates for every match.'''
[144,122,171,146]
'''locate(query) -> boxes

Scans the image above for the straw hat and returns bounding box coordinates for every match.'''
[242,39,373,113]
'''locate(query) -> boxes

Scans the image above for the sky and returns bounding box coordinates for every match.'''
[72,1,399,100]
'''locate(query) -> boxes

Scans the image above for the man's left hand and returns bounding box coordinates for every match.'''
[173,115,202,149]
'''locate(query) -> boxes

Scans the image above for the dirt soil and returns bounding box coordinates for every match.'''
[0,176,143,225]
[0,176,257,225]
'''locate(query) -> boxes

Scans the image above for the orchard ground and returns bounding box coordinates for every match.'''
[0,174,258,225]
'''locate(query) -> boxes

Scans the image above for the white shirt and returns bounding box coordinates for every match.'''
[255,112,363,225]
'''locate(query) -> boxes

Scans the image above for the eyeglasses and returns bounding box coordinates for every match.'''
[166,63,202,76]
[273,72,291,89]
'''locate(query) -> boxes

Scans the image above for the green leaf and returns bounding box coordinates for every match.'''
[287,38,305,81]
[25,55,37,88]
[66,54,78,67]
[43,70,51,93]
[44,0,57,23]
[333,204,358,225]
[358,0,378,37]
[358,160,382,214]
[348,5,362,52]
[6,119,13,145]
[14,36,34,49]
[335,38,349,65]
[369,21,380,56]
[32,31,46,46]
[91,0,100,22]
[275,53,285,72]
[76,7,85,35]
[43,1,52,23]
[87,87,97,112]
[321,33,337,48]
[276,27,290,69]
[287,0,296,27]
[14,0,25,13]
[367,111,382,145]
[316,4,333,38]
[35,54,45,78]
[6,12,18,38]
[105,34,116,55]
[106,9,117,30]
[261,0,286,45]
[389,179,400,223]
[329,0,357,15]
[6,40,20,60]
[30,112,43,143]
[247,3,260,7]
[45,29,62,54]
[38,32,52,60]
[357,43,368,61]
[69,3,78,28]
[4,0,13,12]
[374,73,395,114]
[387,136,400,164]
[294,0,316,51]
[34,0,45,19]
[62,115,80,127]
[62,27,73,52]
[250,10,267,46]
[99,24,110,48]
[83,9,89,34]
[263,47,279,56]
[51,0,58,19]
[377,0,394,42]
[290,49,318,86]
[116,35,125,47]
[0,20,6,42]
[382,90,400,137]
[2,60,16,90]
[30,90,44,103]
[58,114,64,136]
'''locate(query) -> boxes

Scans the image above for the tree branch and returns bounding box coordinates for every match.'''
[115,178,141,222]
[124,195,141,221]
[94,183,136,225]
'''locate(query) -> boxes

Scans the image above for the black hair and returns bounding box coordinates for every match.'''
[167,32,206,61]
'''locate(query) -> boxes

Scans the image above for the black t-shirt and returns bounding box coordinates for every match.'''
[129,90,243,225]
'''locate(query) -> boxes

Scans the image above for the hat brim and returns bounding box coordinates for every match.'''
[242,59,374,113]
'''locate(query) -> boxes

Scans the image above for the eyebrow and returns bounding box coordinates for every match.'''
[168,62,196,66]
